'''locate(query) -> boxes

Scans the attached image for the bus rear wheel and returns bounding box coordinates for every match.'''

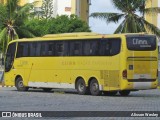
[15,77,29,91]
[119,90,130,96]
[76,78,88,95]
[90,79,102,96]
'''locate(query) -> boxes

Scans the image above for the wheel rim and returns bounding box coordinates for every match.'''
[92,83,98,92]
[78,83,85,92]
[18,81,23,88]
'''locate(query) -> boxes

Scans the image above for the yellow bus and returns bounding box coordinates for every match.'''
[4,32,158,96]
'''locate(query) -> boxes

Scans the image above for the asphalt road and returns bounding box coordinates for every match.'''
[0,87,160,119]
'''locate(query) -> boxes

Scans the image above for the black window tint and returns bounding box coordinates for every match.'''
[29,42,37,56]
[126,36,156,51]
[47,42,55,56]
[5,43,16,72]
[16,42,29,58]
[99,38,121,56]
[55,41,68,56]
[99,40,110,56]
[29,42,41,57]
[109,38,121,55]
[70,41,82,56]
[40,42,47,56]
[83,41,98,56]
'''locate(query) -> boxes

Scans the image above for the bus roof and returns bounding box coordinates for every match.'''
[8,32,155,44]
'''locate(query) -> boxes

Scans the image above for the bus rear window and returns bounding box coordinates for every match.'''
[126,36,156,51]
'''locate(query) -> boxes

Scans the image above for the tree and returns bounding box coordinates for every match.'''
[41,0,54,19]
[90,0,160,36]
[0,0,35,54]
[25,15,91,37]
[0,4,7,30]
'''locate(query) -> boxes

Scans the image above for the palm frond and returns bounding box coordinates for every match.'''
[143,19,160,37]
[17,3,34,18]
[16,27,35,38]
[90,12,124,23]
[144,7,160,15]
[6,0,20,19]
[0,28,7,42]
[114,19,126,33]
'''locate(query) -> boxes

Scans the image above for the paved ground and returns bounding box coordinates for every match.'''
[0,87,160,119]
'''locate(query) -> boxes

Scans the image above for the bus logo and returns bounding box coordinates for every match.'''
[133,38,148,45]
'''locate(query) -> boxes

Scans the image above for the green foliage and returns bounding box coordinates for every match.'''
[25,15,91,37]
[90,0,160,37]
[0,0,35,54]
[0,3,7,30]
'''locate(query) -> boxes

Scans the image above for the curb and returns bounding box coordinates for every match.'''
[0,85,15,87]
[0,83,15,87]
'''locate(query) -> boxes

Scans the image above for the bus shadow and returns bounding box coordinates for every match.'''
[11,89,160,98]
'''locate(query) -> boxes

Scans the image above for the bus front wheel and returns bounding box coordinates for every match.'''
[119,90,130,96]
[15,77,29,91]
[90,79,102,96]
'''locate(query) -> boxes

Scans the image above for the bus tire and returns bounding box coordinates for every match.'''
[89,79,102,96]
[76,78,88,95]
[119,90,130,96]
[43,88,52,92]
[103,91,117,96]
[15,77,29,91]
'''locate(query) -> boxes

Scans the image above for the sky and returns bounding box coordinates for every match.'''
[89,0,121,34]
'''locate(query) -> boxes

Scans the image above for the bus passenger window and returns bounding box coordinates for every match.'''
[70,41,82,56]
[84,41,98,56]
[40,42,46,56]
[16,42,29,58]
[99,40,110,56]
[55,43,64,56]
[48,42,54,56]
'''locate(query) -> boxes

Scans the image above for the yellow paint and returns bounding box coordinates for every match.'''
[0,0,7,4]
[71,0,89,23]
[4,32,158,93]
[34,0,42,7]
[145,0,158,26]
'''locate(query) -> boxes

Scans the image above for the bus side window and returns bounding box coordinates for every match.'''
[55,41,68,56]
[109,38,121,56]
[70,41,82,56]
[40,42,47,56]
[47,42,55,56]
[29,42,37,57]
[16,42,29,58]
[83,40,98,56]
[36,42,41,56]
[99,40,110,56]
[30,42,41,57]
[55,42,64,56]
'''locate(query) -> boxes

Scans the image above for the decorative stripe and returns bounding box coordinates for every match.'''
[28,82,75,89]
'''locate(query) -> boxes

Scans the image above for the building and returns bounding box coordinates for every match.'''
[145,0,158,28]
[0,0,89,23]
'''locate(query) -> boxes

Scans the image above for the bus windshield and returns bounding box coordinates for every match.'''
[5,43,16,72]
[126,35,156,51]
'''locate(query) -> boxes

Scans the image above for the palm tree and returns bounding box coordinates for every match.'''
[90,0,160,36]
[0,0,35,55]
